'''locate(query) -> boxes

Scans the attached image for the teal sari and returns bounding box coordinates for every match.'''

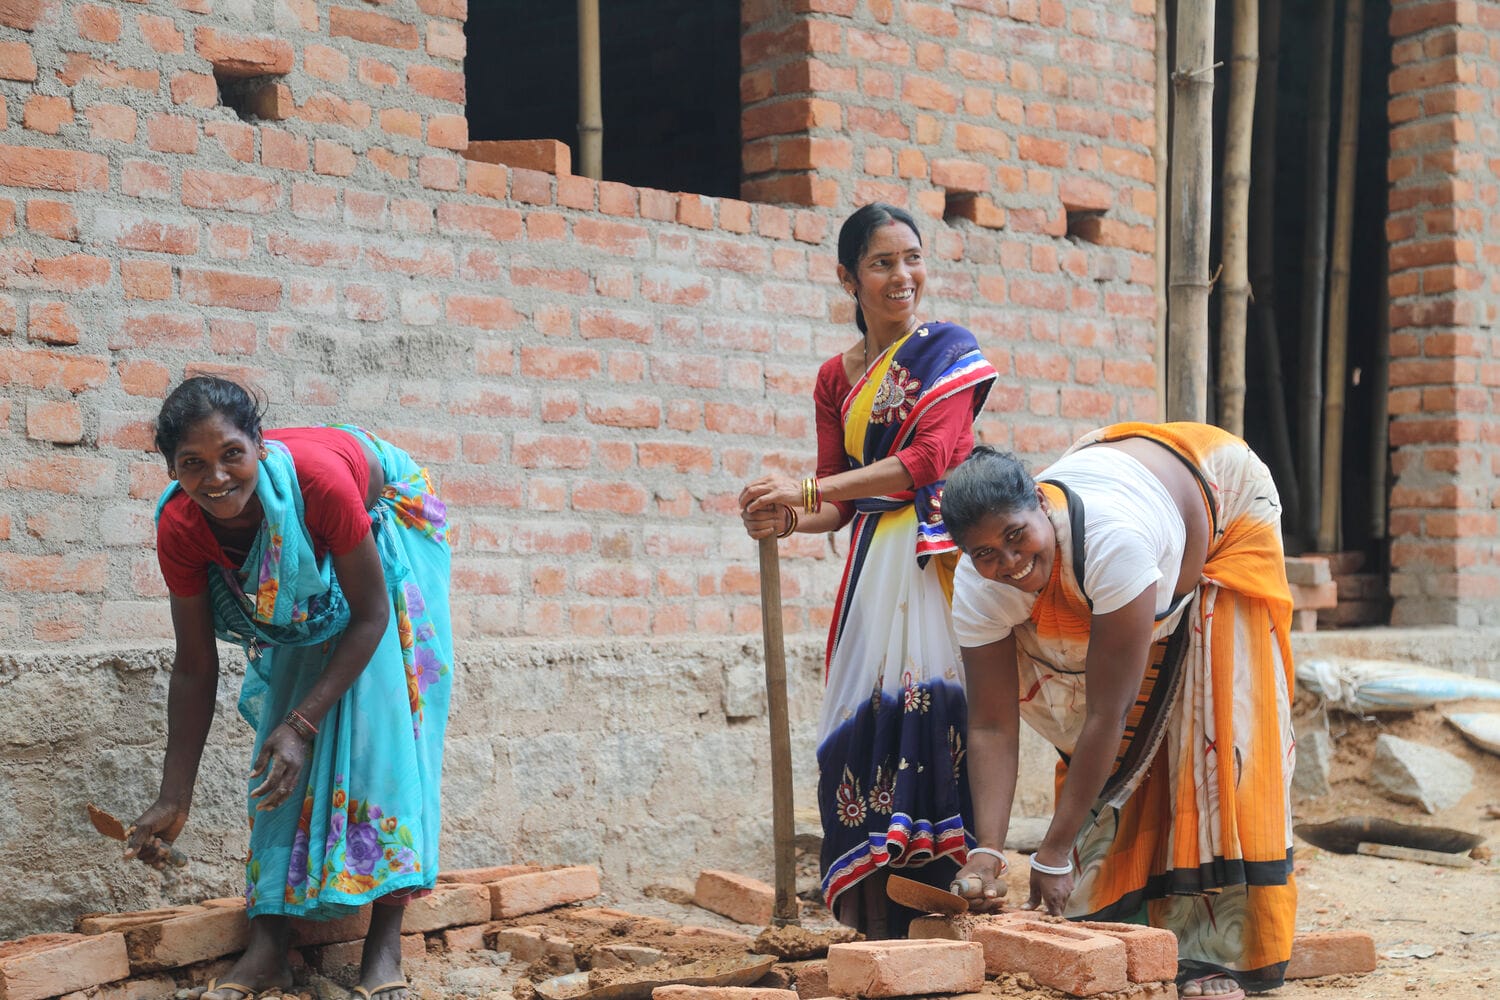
[156,426,453,919]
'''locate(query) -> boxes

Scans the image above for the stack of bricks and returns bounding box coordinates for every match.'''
[1319,552,1392,628]
[0,865,599,1000]
[1285,555,1338,631]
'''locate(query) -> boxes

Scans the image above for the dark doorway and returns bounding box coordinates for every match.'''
[465,1,742,198]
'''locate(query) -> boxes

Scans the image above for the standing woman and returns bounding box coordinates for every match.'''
[739,203,998,937]
[941,424,1297,998]
[126,376,453,1000]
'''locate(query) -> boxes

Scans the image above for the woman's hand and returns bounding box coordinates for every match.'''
[1024,860,1076,916]
[124,799,189,870]
[738,474,799,539]
[249,724,309,812]
[950,852,1008,912]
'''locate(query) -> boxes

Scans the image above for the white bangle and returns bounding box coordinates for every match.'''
[1029,854,1074,876]
[968,846,1008,873]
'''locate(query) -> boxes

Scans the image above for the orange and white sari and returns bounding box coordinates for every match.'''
[1019,422,1297,991]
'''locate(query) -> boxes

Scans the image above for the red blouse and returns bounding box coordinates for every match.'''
[156,427,373,597]
[813,354,979,529]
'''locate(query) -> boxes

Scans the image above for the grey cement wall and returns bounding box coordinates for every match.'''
[0,635,1060,939]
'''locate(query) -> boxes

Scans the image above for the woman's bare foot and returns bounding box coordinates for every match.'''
[355,904,409,1000]
[1180,973,1246,999]
[186,915,293,1000]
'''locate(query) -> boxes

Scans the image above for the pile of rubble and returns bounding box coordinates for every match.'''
[0,862,1382,1000]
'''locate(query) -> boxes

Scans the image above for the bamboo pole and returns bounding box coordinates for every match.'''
[1296,0,1336,552]
[1249,0,1298,526]
[1369,220,1390,543]
[1167,0,1214,423]
[577,0,602,180]
[757,538,800,927]
[1155,1,1170,420]
[1318,0,1364,553]
[1216,0,1257,436]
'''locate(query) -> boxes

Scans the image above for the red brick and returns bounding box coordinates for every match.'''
[0,347,107,394]
[26,399,82,443]
[438,864,543,884]
[0,1,45,31]
[692,870,778,926]
[193,26,292,78]
[652,989,798,1000]
[289,909,370,948]
[489,866,601,918]
[825,939,984,998]
[56,53,158,91]
[1284,556,1332,586]
[28,300,79,344]
[1289,580,1338,610]
[27,199,77,241]
[440,923,488,953]
[330,5,419,48]
[487,926,575,966]
[0,40,36,81]
[121,905,247,972]
[971,917,1129,995]
[1075,921,1178,982]
[408,63,464,102]
[1285,931,1377,979]
[464,138,570,176]
[181,169,278,213]
[0,933,130,1000]
[121,260,172,301]
[402,883,491,933]
[22,94,70,134]
[0,145,107,192]
[180,269,282,312]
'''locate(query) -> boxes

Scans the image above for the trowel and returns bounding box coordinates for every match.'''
[87,802,189,868]
[886,873,970,915]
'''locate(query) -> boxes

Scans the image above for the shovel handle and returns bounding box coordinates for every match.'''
[758,537,799,926]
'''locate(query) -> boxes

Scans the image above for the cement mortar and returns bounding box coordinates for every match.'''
[0,636,1058,939]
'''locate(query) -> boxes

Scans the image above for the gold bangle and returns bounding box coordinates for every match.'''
[802,476,823,515]
[776,504,798,539]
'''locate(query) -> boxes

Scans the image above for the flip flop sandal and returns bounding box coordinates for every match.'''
[352,982,408,1000]
[1180,974,1246,1000]
[200,981,259,1000]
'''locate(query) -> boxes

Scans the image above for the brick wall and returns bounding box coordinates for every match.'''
[1384,0,1500,626]
[0,0,1159,649]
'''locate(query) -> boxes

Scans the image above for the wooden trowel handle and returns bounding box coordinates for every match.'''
[759,537,799,926]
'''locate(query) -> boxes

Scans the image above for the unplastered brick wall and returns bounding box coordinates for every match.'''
[1384,0,1500,627]
[0,0,1159,650]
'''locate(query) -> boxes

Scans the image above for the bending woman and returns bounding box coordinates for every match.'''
[127,376,453,1000]
[738,203,997,937]
[941,423,1296,998]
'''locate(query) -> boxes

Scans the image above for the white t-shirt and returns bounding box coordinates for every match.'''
[952,446,1186,647]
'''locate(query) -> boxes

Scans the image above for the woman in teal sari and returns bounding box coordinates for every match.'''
[128,376,453,1000]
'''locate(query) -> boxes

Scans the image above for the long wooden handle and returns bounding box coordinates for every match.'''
[758,536,799,926]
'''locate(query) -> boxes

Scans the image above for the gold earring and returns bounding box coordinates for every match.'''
[258,447,268,460]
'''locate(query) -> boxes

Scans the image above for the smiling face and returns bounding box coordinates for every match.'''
[957,490,1056,593]
[167,412,263,526]
[843,221,925,334]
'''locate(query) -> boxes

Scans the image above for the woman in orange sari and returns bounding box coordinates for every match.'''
[940,423,1297,999]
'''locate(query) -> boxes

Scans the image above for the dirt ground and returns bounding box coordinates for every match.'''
[200,700,1500,1000]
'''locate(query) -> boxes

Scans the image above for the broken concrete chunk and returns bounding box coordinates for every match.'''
[1370,733,1474,814]
[1292,727,1333,799]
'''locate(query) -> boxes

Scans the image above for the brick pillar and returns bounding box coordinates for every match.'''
[739,2,846,208]
[1385,0,1500,625]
